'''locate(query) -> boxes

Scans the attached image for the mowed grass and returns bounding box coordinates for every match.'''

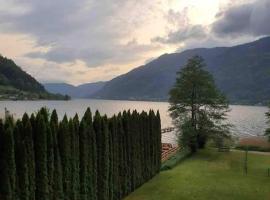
[125,149,270,200]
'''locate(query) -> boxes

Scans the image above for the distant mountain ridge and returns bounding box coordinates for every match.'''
[93,37,270,105]
[44,81,106,98]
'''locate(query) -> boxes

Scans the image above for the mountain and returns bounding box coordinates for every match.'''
[44,81,106,98]
[0,55,46,93]
[43,83,75,96]
[93,37,270,105]
[0,55,69,100]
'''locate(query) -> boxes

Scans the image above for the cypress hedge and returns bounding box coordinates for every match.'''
[0,107,161,200]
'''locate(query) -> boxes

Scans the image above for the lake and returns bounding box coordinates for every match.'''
[0,99,268,142]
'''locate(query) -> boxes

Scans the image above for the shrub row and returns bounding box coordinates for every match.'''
[0,107,161,200]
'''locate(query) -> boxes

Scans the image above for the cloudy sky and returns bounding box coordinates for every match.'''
[0,0,269,85]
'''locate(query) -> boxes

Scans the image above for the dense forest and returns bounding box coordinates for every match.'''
[0,108,161,200]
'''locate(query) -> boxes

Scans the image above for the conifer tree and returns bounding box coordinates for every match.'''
[121,111,130,196]
[94,111,109,200]
[50,111,63,200]
[112,115,120,200]
[124,111,133,193]
[130,111,138,190]
[138,113,145,186]
[36,108,54,200]
[22,114,35,200]
[39,107,49,123]
[79,120,89,200]
[0,119,6,198]
[116,113,124,199]
[134,111,142,188]
[148,111,153,178]
[155,111,162,173]
[71,114,80,200]
[108,116,118,200]
[68,118,79,200]
[0,108,162,200]
[143,111,151,180]
[0,119,16,200]
[35,113,49,200]
[169,56,230,152]
[265,105,270,141]
[50,110,58,128]
[14,120,30,200]
[58,115,71,200]
[30,114,36,135]
[82,108,97,200]
[47,124,54,200]
[108,118,113,200]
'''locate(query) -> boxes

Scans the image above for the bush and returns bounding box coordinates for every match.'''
[161,149,191,171]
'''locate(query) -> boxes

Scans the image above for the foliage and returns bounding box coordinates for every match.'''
[0,55,45,93]
[160,149,191,171]
[265,104,270,141]
[0,107,162,200]
[169,56,230,152]
[0,119,16,200]
[0,56,70,100]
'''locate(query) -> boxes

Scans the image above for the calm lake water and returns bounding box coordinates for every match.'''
[0,99,268,140]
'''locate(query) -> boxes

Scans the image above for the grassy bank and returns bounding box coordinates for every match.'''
[125,149,270,200]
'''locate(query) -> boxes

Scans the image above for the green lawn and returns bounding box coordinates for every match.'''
[125,149,270,200]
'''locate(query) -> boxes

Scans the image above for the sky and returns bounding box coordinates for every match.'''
[0,0,269,85]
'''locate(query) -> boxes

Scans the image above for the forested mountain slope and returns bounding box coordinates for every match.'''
[93,37,270,105]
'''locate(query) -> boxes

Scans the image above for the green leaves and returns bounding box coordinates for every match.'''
[169,56,230,152]
[265,105,270,141]
[0,108,161,200]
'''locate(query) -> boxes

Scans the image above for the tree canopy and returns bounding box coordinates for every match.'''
[265,105,270,141]
[0,107,161,200]
[169,56,230,152]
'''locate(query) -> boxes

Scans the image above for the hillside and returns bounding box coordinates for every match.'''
[0,55,69,100]
[93,37,270,105]
[44,81,106,98]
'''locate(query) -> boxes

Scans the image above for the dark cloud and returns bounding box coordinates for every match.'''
[0,0,160,67]
[212,0,270,37]
[152,25,207,44]
[151,8,207,44]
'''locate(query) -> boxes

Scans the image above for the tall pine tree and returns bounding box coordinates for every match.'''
[94,111,110,200]
[0,119,16,200]
[14,120,30,200]
[169,56,230,152]
[34,113,49,200]
[58,115,71,200]
[22,114,35,200]
[82,108,97,200]
[265,105,270,141]
[0,108,162,200]
[50,109,64,200]
[71,114,80,200]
